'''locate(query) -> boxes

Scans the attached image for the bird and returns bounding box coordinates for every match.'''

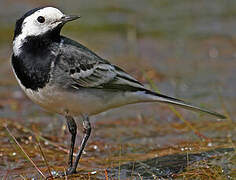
[11,6,225,175]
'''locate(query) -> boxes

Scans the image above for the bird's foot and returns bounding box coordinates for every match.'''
[66,166,77,175]
[52,167,76,178]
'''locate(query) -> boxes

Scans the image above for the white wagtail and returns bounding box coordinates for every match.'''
[11,7,225,175]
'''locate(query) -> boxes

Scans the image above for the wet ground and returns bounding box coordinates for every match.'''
[0,0,235,179]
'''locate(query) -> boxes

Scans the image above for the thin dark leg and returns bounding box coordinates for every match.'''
[65,116,77,171]
[66,115,91,174]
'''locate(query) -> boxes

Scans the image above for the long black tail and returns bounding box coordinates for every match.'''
[143,89,226,119]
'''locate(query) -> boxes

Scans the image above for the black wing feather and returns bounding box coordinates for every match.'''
[53,37,144,90]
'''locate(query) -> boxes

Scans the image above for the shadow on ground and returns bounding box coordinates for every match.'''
[108,148,235,179]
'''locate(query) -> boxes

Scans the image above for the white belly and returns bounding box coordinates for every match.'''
[21,84,146,117]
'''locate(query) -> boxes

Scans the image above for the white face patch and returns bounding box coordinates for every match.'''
[13,7,64,56]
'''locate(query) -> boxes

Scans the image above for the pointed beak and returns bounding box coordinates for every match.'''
[60,15,80,23]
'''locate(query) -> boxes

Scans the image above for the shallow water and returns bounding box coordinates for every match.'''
[0,0,235,179]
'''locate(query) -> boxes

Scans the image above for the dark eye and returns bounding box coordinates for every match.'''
[37,16,45,23]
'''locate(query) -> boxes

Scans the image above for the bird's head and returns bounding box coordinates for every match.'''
[13,7,79,39]
[13,7,79,56]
